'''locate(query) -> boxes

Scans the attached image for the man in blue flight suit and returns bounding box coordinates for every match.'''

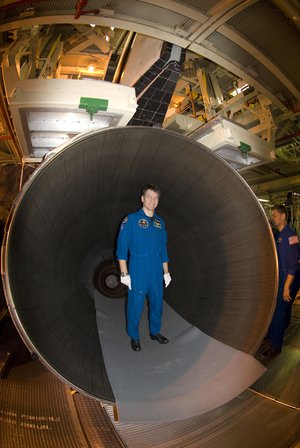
[116,185,171,351]
[262,205,300,359]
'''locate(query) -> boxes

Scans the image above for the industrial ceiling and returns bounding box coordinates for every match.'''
[0,0,299,204]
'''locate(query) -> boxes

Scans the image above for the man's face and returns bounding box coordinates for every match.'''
[141,189,159,212]
[271,209,286,229]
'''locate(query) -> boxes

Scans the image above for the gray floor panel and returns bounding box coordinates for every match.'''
[95,293,265,423]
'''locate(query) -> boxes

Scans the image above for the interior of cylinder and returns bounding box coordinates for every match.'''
[5,126,277,401]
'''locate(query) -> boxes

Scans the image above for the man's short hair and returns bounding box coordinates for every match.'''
[271,204,287,216]
[141,184,161,197]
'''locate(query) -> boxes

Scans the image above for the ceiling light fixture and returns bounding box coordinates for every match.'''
[230,83,249,97]
[87,64,95,73]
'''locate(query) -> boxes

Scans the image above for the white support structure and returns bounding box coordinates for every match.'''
[192,116,276,170]
[5,78,137,158]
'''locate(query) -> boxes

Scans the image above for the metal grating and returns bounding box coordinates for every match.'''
[226,0,300,91]
[0,350,89,448]
[252,316,300,409]
[1,0,196,35]
[73,394,125,448]
[284,320,300,350]
[105,0,195,31]
[252,347,300,409]
[173,0,219,15]
[105,390,300,448]
[204,30,297,102]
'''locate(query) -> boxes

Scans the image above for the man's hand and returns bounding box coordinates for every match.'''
[164,273,171,288]
[283,285,291,302]
[120,274,131,290]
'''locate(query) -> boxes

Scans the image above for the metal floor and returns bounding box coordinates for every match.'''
[0,305,299,448]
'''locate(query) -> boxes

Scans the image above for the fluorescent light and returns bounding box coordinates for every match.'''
[230,83,249,97]
[258,198,270,203]
[25,110,119,156]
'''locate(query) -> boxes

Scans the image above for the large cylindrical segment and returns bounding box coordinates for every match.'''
[2,126,277,402]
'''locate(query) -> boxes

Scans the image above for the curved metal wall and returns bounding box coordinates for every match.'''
[2,126,277,401]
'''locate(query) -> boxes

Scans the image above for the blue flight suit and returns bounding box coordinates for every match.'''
[268,224,300,350]
[116,208,169,340]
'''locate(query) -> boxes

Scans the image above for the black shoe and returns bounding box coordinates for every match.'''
[150,333,169,344]
[260,346,281,360]
[131,339,141,351]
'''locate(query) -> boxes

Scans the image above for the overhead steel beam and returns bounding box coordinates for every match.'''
[251,174,300,193]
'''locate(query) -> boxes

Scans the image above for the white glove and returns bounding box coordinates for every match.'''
[164,273,171,288]
[120,274,131,290]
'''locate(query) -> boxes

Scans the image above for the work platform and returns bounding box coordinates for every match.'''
[0,304,299,448]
